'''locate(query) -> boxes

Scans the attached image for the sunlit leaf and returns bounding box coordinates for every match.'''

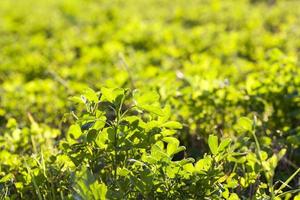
[208,135,218,155]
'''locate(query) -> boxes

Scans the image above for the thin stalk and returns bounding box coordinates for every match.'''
[113,93,126,183]
[252,117,274,199]
[25,163,43,200]
[113,123,118,182]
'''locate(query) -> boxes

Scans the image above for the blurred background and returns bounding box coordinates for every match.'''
[0,0,299,167]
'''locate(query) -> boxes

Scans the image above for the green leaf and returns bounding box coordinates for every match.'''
[118,167,131,176]
[93,117,106,130]
[222,188,229,199]
[151,143,169,160]
[174,146,186,155]
[83,87,99,103]
[179,158,195,166]
[133,89,159,105]
[101,87,124,104]
[208,135,218,155]
[6,118,17,128]
[161,121,182,129]
[162,137,179,144]
[218,138,231,152]
[140,104,164,116]
[161,129,176,136]
[183,163,195,173]
[133,89,164,116]
[68,124,82,139]
[277,148,286,160]
[237,117,253,132]
[69,96,85,104]
[163,137,180,156]
[0,173,14,183]
[195,156,212,172]
[95,129,108,149]
[228,193,240,200]
[294,194,300,200]
[101,87,114,102]
[166,165,178,178]
[93,182,107,200]
[259,151,268,161]
[167,143,178,156]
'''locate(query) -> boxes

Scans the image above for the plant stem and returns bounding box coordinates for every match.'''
[252,117,274,199]
[113,93,125,183]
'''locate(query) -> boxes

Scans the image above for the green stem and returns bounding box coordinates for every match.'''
[113,123,118,182]
[252,117,274,199]
[113,93,125,183]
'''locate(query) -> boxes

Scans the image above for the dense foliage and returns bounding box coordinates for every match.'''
[0,0,300,199]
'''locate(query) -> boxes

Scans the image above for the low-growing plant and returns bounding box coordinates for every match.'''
[1,87,299,199]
